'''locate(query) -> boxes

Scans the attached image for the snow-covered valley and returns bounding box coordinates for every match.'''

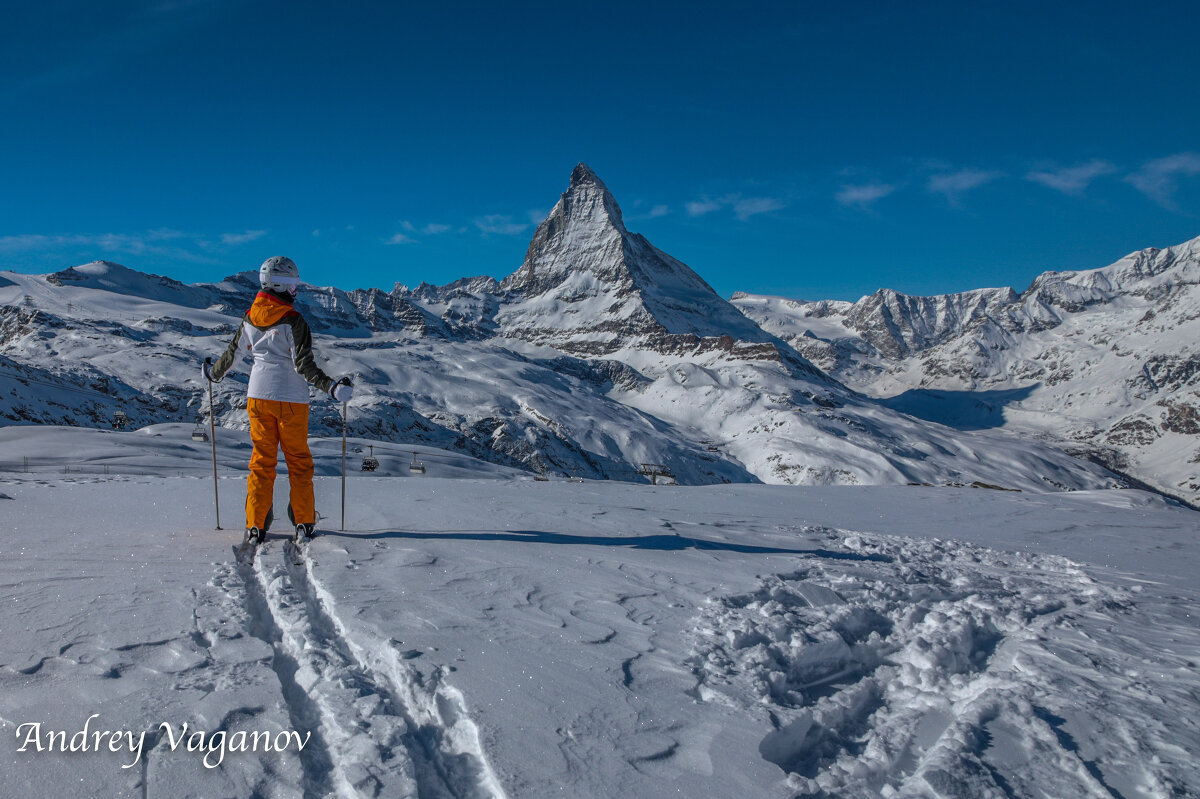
[0,423,1197,798]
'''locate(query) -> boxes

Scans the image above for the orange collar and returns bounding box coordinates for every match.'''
[248,291,298,326]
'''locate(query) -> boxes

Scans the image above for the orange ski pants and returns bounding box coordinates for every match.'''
[245,398,315,529]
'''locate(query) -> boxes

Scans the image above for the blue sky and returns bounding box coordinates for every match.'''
[2,0,1198,301]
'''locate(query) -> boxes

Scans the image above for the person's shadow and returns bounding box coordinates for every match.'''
[319,528,890,561]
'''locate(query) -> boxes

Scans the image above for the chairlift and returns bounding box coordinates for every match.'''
[191,421,209,442]
[111,410,129,430]
[637,463,676,486]
[409,451,426,475]
[361,445,379,472]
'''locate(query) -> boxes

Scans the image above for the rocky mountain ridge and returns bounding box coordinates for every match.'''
[734,236,1200,502]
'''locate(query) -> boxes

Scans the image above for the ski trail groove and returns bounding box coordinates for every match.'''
[291,549,508,799]
[231,554,341,799]
[250,546,420,799]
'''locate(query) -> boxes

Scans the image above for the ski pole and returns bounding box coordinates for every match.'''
[206,358,221,530]
[340,400,347,531]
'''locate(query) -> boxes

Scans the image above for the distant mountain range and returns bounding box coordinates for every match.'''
[2,164,1193,501]
[733,235,1200,503]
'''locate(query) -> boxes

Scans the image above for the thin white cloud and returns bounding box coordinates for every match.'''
[1026,161,1116,195]
[401,221,452,236]
[386,233,416,245]
[1125,152,1200,208]
[836,183,898,209]
[928,169,1004,204]
[686,194,785,220]
[733,197,785,220]
[220,229,267,246]
[0,234,73,253]
[474,215,529,236]
[686,197,727,217]
[628,203,672,222]
[0,229,214,263]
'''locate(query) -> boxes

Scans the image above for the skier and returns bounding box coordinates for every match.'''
[202,256,354,547]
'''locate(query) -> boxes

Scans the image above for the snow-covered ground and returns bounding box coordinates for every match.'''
[1,427,1197,798]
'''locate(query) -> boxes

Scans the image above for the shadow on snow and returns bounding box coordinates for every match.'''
[321,529,890,561]
[879,385,1039,431]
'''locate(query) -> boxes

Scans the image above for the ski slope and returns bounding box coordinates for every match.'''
[0,429,1197,798]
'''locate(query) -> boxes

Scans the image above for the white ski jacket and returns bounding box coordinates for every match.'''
[211,292,336,404]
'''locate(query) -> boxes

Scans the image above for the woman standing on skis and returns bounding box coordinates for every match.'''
[202,256,354,546]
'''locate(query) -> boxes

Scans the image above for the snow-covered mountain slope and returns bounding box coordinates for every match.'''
[1,444,1197,798]
[0,165,1136,495]
[734,236,1200,503]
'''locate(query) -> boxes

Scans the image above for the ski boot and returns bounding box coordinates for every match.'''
[293,522,315,544]
[235,525,265,564]
[243,526,264,547]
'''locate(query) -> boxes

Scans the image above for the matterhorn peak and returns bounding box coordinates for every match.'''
[570,161,600,186]
[568,161,612,192]
[496,164,791,358]
[501,164,630,295]
[558,161,627,231]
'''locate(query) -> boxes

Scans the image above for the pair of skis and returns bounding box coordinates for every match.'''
[234,504,318,566]
[234,534,311,566]
[234,528,314,566]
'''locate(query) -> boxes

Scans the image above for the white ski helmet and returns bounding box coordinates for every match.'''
[259,256,301,295]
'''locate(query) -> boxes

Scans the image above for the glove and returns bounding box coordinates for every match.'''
[331,377,354,403]
[202,357,216,383]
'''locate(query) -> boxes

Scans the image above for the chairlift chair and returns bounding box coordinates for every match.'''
[111,410,129,430]
[409,451,426,474]
[360,445,379,472]
[636,463,675,486]
[191,421,209,442]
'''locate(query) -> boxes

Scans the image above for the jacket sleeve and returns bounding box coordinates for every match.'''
[288,313,336,394]
[210,317,246,381]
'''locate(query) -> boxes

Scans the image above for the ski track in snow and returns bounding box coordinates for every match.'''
[223,540,506,799]
[688,529,1198,799]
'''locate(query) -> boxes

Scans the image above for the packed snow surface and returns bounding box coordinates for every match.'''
[0,428,1197,798]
